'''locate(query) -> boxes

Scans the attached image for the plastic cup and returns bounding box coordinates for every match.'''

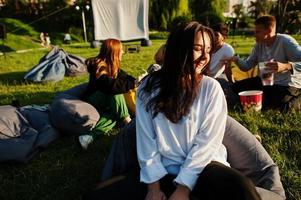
[259,62,274,86]
[238,90,263,112]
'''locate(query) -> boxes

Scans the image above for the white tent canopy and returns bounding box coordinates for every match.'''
[91,0,149,41]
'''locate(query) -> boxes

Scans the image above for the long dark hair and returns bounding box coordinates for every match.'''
[140,21,215,123]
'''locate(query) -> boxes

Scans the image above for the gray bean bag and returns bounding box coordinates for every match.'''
[0,105,60,163]
[50,83,100,135]
[224,116,285,200]
[24,46,87,83]
[0,105,28,139]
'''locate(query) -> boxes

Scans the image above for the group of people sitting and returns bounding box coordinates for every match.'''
[69,14,300,199]
[222,15,301,111]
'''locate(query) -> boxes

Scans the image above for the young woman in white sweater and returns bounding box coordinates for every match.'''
[85,22,261,200]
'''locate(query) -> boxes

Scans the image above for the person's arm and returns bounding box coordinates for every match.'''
[173,80,228,191]
[136,85,168,198]
[266,36,301,73]
[235,45,259,71]
[223,44,235,83]
[264,61,293,73]
[93,70,136,94]
[224,61,235,83]
[284,35,301,73]
[222,45,259,72]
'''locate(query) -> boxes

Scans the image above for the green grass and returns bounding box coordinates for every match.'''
[0,18,41,52]
[0,28,301,199]
[0,18,84,52]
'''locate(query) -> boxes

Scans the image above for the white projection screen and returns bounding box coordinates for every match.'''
[91,0,149,41]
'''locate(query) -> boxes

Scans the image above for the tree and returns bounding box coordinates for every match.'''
[271,0,301,33]
[246,0,300,33]
[232,3,244,19]
[149,0,190,30]
[0,0,63,18]
[189,0,226,26]
[248,0,273,19]
[231,3,250,29]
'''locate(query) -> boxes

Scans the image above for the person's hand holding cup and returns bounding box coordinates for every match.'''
[259,62,274,86]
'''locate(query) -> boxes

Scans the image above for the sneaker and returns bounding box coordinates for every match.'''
[123,116,132,125]
[79,135,93,150]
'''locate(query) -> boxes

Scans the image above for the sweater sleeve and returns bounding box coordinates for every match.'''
[174,80,228,190]
[236,45,259,71]
[136,86,168,184]
[92,70,136,94]
[283,35,301,73]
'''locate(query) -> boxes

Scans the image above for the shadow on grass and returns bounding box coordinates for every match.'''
[0,91,56,106]
[0,44,14,52]
[0,19,33,37]
[0,71,56,86]
[0,71,27,85]
[0,133,116,200]
[64,44,91,49]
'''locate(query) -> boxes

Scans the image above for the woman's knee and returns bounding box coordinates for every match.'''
[110,94,129,115]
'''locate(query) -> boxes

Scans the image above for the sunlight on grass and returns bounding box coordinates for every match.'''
[0,33,300,200]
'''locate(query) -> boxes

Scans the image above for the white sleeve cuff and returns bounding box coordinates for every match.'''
[174,168,199,190]
[140,162,168,184]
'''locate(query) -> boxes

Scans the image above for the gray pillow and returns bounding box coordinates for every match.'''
[19,105,58,134]
[0,105,60,163]
[50,83,100,135]
[0,105,30,139]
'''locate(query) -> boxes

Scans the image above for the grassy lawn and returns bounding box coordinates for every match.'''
[0,30,301,200]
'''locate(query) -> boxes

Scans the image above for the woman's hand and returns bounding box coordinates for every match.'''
[145,189,167,200]
[145,182,167,200]
[168,184,190,200]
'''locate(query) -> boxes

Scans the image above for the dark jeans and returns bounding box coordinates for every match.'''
[84,162,261,200]
[232,77,301,111]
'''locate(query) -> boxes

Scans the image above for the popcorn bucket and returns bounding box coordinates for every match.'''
[238,90,263,112]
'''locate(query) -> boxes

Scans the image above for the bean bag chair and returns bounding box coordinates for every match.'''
[224,116,285,199]
[0,105,60,163]
[50,82,138,135]
[99,116,286,200]
[50,83,100,135]
[24,46,87,83]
